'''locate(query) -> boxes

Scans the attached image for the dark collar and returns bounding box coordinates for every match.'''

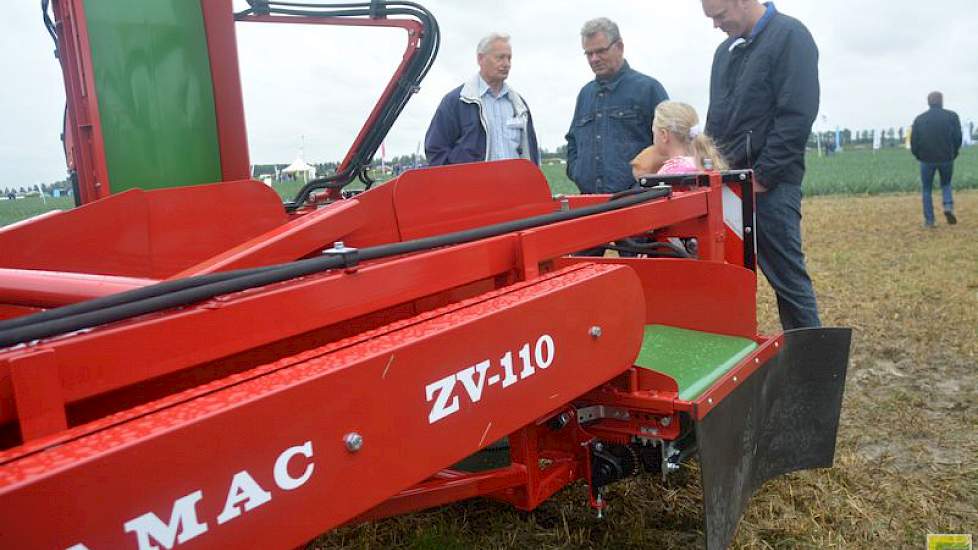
[748,2,777,41]
[597,60,632,91]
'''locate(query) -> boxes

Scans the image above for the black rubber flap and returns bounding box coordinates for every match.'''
[696,327,852,550]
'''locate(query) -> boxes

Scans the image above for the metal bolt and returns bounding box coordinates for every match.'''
[708,398,714,405]
[589,326,603,338]
[745,226,753,235]
[739,173,747,181]
[343,432,363,453]
[733,376,739,383]
[333,241,345,250]
[660,416,672,427]
[594,442,604,453]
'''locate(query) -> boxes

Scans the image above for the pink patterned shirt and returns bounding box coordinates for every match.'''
[657,156,698,175]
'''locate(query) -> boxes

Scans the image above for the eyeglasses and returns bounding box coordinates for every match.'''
[584,39,619,58]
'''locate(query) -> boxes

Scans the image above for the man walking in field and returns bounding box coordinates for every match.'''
[701,0,821,330]
[911,91,961,227]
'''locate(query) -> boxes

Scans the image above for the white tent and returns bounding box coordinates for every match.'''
[282,157,317,182]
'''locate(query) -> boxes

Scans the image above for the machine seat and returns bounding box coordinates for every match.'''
[635,325,758,401]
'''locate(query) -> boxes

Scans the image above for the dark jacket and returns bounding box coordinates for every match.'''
[424,75,540,166]
[911,107,962,163]
[565,62,669,194]
[706,10,819,189]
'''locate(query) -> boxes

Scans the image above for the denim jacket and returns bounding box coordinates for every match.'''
[565,61,669,194]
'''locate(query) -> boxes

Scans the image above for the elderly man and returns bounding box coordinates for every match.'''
[911,91,962,227]
[565,18,669,194]
[702,0,821,330]
[425,33,539,166]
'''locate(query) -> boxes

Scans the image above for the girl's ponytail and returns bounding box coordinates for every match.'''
[690,133,729,171]
[653,101,730,171]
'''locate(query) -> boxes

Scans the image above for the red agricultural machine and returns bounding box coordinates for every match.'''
[0,2,851,549]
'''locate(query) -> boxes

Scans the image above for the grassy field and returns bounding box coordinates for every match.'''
[4,147,976,228]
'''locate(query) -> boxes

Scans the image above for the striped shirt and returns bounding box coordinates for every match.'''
[478,77,523,161]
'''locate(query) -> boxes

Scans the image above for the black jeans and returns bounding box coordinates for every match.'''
[755,183,821,330]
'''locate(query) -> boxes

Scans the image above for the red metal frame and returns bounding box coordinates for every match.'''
[201,0,253,182]
[236,14,424,200]
[0,3,799,548]
[52,0,111,203]
[52,1,426,205]
[0,160,772,545]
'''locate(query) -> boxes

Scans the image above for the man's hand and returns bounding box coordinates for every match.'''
[753,180,769,193]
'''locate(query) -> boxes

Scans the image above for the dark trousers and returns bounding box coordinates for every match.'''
[755,183,821,330]
[919,161,955,225]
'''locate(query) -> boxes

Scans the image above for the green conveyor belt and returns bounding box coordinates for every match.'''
[635,325,758,401]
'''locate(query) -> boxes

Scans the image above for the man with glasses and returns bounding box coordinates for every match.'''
[565,18,669,195]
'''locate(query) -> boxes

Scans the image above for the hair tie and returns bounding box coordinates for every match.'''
[688,125,703,140]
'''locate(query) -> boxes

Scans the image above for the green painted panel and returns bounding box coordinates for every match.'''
[83,0,222,191]
[635,325,758,401]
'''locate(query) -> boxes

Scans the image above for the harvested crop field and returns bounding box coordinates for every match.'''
[313,190,978,549]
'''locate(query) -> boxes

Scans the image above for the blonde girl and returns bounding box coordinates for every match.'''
[631,101,729,178]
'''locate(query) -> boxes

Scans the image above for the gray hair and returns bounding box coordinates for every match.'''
[477,32,511,55]
[581,17,621,44]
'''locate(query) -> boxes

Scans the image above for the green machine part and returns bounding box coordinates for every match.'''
[83,0,223,192]
[635,325,759,401]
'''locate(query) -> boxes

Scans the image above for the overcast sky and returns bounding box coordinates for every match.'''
[2,0,976,191]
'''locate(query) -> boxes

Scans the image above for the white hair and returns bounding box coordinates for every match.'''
[581,18,621,44]
[477,32,511,55]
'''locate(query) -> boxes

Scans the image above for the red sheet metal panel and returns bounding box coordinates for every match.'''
[0,263,644,549]
[0,181,287,278]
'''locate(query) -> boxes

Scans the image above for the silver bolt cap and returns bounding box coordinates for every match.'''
[344,432,363,452]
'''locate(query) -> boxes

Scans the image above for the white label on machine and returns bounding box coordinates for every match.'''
[426,334,556,424]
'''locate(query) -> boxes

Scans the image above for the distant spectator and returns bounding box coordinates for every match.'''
[425,33,539,166]
[911,91,961,227]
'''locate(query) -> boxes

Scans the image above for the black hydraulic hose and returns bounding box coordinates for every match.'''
[0,264,286,333]
[242,1,439,209]
[41,0,58,43]
[605,242,690,259]
[0,187,671,348]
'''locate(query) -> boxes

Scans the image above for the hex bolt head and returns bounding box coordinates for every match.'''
[660,416,672,427]
[344,432,363,453]
[594,442,604,452]
[589,326,603,338]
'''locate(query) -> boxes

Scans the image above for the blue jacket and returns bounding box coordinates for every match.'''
[425,75,540,166]
[565,62,669,194]
[706,7,819,189]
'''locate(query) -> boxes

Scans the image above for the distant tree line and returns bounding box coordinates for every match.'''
[809,121,977,150]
